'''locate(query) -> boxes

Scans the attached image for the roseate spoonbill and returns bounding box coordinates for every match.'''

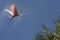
[5,4,27,20]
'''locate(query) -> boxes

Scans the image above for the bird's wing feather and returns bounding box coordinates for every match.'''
[4,9,13,16]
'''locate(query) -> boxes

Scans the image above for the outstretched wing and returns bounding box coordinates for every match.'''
[4,9,14,16]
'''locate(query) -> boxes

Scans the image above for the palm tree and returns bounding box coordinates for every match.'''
[34,19,60,40]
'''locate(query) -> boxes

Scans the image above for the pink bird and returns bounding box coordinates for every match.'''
[5,4,27,20]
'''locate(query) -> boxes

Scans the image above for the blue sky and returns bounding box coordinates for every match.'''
[0,0,60,40]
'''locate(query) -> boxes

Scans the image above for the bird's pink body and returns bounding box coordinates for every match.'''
[11,4,18,17]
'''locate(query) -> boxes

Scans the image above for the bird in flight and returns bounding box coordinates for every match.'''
[5,4,27,20]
